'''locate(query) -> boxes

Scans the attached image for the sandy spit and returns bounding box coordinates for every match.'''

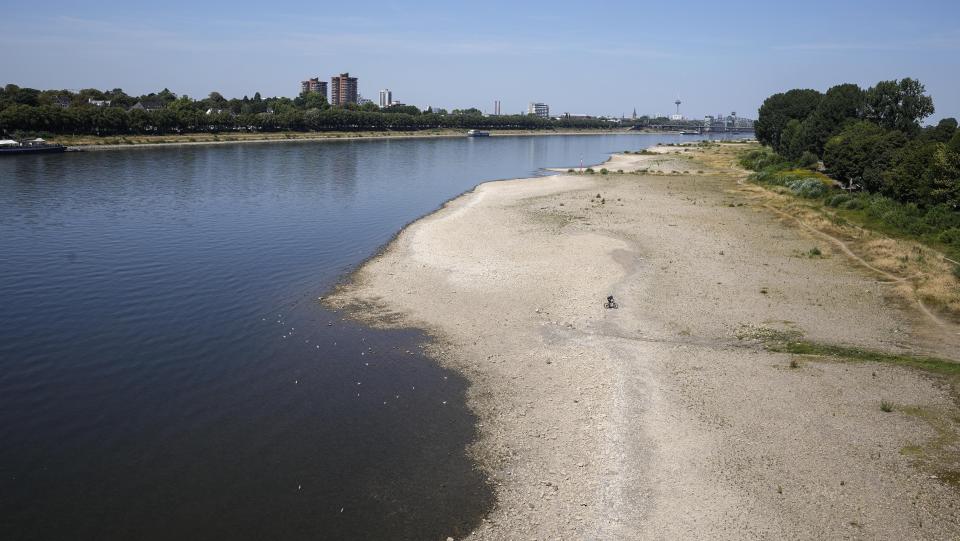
[327,145,960,539]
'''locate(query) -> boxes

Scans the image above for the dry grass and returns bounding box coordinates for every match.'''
[689,143,960,320]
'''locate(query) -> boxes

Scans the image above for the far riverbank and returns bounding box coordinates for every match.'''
[51,128,693,151]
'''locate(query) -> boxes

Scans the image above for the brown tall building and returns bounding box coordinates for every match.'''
[330,72,358,106]
[300,78,327,97]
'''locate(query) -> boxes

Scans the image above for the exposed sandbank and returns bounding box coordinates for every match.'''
[327,143,960,539]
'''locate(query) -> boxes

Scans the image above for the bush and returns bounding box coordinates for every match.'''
[787,178,828,198]
[738,148,786,171]
[585,168,595,174]
[600,168,608,175]
[798,151,819,169]
[827,194,851,207]
[938,228,960,246]
[841,198,864,210]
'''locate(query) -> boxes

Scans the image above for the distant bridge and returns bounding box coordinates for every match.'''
[634,125,755,134]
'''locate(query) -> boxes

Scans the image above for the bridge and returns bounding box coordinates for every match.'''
[633,124,755,134]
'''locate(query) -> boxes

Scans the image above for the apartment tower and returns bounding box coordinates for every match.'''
[300,78,327,97]
[330,73,359,106]
[379,89,392,108]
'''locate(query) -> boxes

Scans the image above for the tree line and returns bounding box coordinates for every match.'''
[0,84,661,136]
[755,78,959,209]
[750,78,960,258]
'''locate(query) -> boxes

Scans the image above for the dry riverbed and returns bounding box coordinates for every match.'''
[327,142,960,539]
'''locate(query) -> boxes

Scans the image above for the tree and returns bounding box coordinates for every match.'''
[864,78,934,134]
[800,83,865,156]
[779,118,806,161]
[298,92,328,110]
[755,88,822,152]
[823,121,907,191]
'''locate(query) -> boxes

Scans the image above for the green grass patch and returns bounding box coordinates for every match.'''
[767,341,960,376]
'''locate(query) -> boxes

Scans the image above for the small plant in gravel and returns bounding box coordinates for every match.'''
[808,247,822,257]
[789,359,799,369]
[880,400,894,413]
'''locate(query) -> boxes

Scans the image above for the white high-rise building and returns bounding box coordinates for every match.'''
[528,102,549,118]
[379,89,392,108]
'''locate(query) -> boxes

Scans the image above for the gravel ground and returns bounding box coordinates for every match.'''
[327,146,960,539]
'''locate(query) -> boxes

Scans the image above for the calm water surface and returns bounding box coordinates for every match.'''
[0,133,735,539]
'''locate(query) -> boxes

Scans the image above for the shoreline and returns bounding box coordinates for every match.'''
[56,128,694,151]
[326,143,960,538]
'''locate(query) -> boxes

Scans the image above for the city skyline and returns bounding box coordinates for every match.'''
[1,1,959,121]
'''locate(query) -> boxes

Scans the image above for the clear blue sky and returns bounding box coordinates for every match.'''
[2,0,958,121]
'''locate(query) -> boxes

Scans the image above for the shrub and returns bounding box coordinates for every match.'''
[798,151,819,169]
[600,168,608,175]
[827,194,851,207]
[938,228,960,246]
[567,168,574,173]
[585,168,595,174]
[841,198,864,210]
[787,178,828,198]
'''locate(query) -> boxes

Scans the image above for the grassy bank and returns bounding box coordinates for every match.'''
[718,143,960,317]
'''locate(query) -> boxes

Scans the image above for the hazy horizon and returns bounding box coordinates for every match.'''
[2,0,959,121]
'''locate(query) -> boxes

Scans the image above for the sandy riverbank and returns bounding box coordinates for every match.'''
[326,143,960,538]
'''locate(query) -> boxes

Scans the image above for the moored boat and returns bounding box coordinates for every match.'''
[0,138,67,155]
[466,129,490,137]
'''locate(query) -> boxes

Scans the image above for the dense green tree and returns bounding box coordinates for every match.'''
[779,119,806,161]
[823,121,907,191]
[799,83,865,155]
[864,78,934,134]
[755,88,822,152]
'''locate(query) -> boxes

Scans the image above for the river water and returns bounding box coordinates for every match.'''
[0,133,739,539]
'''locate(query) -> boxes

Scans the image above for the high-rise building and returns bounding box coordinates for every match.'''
[379,89,392,108]
[330,73,358,106]
[528,102,549,118]
[300,78,327,97]
[494,100,501,115]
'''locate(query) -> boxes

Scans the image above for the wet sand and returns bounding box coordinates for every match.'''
[327,143,960,539]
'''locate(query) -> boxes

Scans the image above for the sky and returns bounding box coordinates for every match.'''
[2,0,959,121]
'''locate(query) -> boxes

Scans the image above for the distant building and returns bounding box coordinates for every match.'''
[130,100,165,112]
[379,89,392,108]
[300,77,328,97]
[358,95,373,106]
[330,72,358,106]
[88,98,111,107]
[494,100,501,115]
[54,96,72,109]
[528,102,549,118]
[669,114,683,121]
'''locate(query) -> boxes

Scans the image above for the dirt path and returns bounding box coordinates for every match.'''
[328,144,960,539]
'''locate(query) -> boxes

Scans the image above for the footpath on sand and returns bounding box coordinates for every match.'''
[327,142,960,539]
